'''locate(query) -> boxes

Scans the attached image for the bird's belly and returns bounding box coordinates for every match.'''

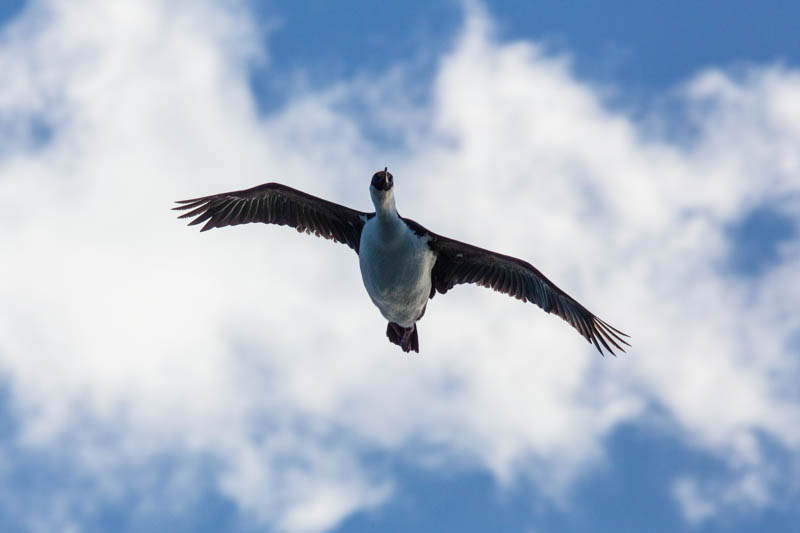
[359,228,434,328]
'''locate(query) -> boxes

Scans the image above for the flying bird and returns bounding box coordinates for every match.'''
[174,169,628,355]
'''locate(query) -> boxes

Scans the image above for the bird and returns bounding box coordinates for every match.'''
[174,168,629,355]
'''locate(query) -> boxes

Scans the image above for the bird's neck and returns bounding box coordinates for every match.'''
[371,188,397,220]
[370,188,404,236]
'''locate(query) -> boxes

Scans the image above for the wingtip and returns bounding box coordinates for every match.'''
[173,200,200,212]
[174,197,206,205]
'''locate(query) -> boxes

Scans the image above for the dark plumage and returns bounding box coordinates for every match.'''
[173,182,369,252]
[174,173,629,355]
[404,219,628,355]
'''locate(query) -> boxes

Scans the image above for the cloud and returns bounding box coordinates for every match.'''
[1,0,799,529]
[672,478,717,524]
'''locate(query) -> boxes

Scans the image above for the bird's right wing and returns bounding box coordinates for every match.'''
[173,182,372,253]
[403,218,629,356]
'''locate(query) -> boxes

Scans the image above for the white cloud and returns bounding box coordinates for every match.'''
[673,469,778,526]
[673,478,717,524]
[1,0,799,529]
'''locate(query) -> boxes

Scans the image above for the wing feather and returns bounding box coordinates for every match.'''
[402,217,629,356]
[174,182,371,253]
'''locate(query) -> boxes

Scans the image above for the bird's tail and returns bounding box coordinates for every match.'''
[386,322,419,353]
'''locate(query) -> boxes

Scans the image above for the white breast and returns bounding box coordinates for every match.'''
[359,216,436,328]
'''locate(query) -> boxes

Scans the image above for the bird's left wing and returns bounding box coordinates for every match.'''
[174,182,371,253]
[403,218,629,356]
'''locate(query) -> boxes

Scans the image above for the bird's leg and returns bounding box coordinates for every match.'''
[386,322,419,353]
[400,327,414,351]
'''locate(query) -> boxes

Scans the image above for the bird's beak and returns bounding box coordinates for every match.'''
[384,166,389,189]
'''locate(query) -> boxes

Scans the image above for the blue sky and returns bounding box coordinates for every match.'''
[1,1,799,532]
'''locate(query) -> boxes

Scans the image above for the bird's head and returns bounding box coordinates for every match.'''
[370,167,393,192]
[370,167,396,213]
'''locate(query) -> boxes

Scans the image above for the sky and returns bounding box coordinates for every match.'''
[0,0,799,531]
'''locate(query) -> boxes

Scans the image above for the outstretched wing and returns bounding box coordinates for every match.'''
[173,182,372,253]
[404,218,629,356]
